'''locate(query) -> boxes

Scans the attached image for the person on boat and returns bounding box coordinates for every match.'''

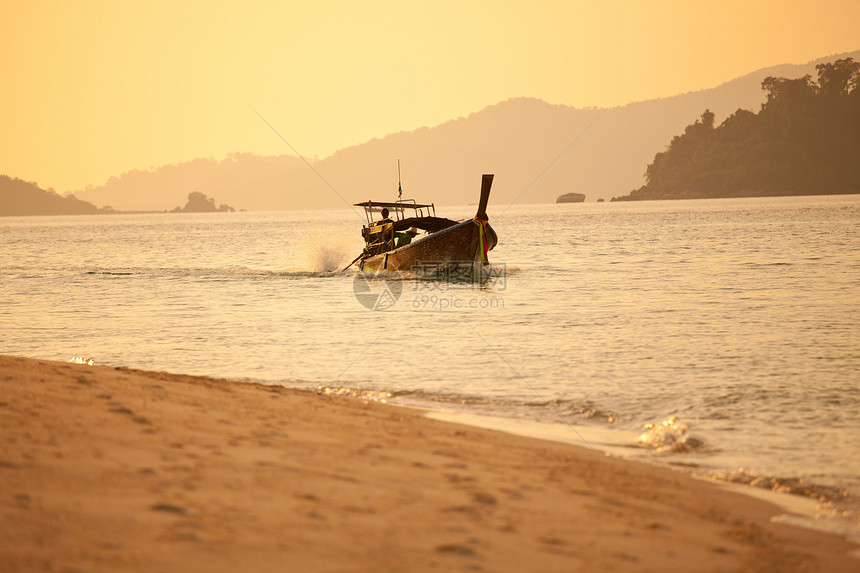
[368,208,395,252]
[395,227,419,248]
[377,208,392,225]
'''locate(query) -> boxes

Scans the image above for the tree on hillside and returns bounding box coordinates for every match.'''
[644,110,716,195]
[612,58,860,201]
[815,58,860,97]
[760,75,816,129]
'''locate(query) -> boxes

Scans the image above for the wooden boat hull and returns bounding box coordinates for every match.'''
[359,219,497,273]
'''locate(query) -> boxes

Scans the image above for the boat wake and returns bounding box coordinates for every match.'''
[77,263,511,282]
[79,265,353,280]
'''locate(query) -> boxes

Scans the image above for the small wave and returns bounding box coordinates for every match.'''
[713,468,848,501]
[85,270,137,276]
[320,387,498,407]
[711,468,860,532]
[318,386,394,403]
[638,416,708,453]
[318,387,622,426]
[532,399,619,424]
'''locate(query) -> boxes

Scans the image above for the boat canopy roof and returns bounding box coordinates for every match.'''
[353,200,434,209]
[355,199,437,224]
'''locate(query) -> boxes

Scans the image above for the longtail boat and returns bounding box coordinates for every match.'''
[351,174,498,273]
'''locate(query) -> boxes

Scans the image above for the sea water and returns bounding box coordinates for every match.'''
[2,196,858,529]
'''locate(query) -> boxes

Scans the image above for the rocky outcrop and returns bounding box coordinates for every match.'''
[172,192,235,213]
[556,192,585,203]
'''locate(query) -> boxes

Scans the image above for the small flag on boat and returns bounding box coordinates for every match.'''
[398,183,402,198]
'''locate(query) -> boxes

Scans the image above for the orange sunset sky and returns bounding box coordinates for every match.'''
[2,0,859,193]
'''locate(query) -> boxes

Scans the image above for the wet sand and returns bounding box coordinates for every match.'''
[0,354,856,572]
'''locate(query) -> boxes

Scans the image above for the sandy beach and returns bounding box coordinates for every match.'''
[0,355,856,572]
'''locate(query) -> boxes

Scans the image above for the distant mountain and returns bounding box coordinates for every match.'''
[1,176,100,216]
[72,50,860,210]
[73,154,308,213]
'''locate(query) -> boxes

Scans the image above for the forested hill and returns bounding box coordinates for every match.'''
[612,58,860,201]
[0,176,100,216]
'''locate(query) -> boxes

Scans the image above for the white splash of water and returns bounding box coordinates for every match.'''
[318,386,393,403]
[639,416,707,452]
[298,229,355,272]
[313,245,349,272]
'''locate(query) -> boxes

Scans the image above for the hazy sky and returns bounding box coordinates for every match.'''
[2,0,859,192]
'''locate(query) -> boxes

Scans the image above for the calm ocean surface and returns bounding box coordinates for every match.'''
[2,196,859,527]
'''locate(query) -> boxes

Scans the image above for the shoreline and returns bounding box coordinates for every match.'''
[1,354,857,571]
[422,409,860,537]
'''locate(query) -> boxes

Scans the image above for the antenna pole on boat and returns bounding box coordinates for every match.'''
[397,159,402,200]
